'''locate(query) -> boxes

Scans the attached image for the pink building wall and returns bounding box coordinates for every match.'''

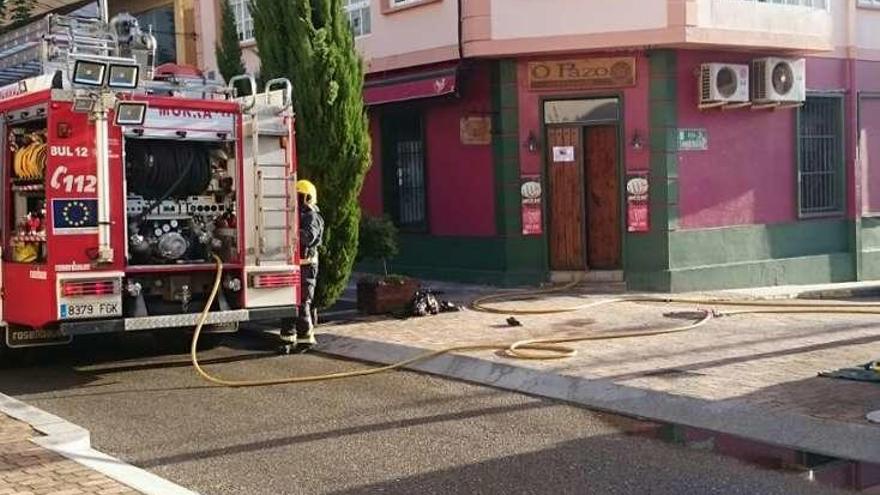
[361,114,384,217]
[862,97,880,214]
[857,60,880,215]
[515,53,651,177]
[359,64,496,237]
[676,51,849,230]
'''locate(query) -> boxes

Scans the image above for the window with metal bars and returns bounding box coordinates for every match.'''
[382,110,427,231]
[798,95,844,217]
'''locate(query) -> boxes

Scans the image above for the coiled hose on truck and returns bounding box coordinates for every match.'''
[125,140,213,225]
[13,133,47,180]
[191,256,880,387]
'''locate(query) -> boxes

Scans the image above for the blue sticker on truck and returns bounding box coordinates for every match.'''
[53,199,98,233]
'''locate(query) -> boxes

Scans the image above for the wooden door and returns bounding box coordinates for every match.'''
[547,126,585,270]
[584,125,621,269]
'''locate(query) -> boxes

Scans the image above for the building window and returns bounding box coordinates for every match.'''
[754,0,828,8]
[384,0,441,13]
[230,0,254,42]
[135,6,177,64]
[344,0,371,37]
[798,95,844,217]
[382,111,427,230]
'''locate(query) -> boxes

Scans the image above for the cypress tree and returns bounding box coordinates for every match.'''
[215,0,246,87]
[252,0,371,309]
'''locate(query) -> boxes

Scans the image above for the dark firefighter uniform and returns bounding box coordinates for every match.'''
[279,179,324,353]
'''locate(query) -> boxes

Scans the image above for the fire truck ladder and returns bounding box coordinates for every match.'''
[0,14,121,86]
[233,76,296,266]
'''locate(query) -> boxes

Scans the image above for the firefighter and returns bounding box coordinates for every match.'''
[279,179,324,354]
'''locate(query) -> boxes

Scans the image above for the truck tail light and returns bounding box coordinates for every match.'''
[61,279,119,297]
[250,272,298,289]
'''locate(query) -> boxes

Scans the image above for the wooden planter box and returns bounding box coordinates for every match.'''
[357,277,420,315]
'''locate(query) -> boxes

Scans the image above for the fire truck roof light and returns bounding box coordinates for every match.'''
[72,60,106,87]
[108,64,139,89]
[115,102,147,126]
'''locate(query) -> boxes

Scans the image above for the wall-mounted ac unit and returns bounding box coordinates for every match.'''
[700,63,750,105]
[751,57,806,104]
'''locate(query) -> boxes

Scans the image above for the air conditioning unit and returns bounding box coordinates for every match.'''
[751,57,806,104]
[699,63,749,105]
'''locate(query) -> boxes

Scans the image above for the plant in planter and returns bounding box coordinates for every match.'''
[356,215,419,314]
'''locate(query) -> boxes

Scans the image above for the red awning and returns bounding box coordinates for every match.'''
[364,65,458,106]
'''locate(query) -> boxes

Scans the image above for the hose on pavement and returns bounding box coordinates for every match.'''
[191,256,880,387]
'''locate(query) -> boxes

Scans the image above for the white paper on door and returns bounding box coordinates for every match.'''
[552,146,575,163]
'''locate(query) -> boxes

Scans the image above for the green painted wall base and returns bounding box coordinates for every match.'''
[359,218,877,291]
[629,253,855,293]
[860,217,880,281]
[359,234,547,287]
[627,219,856,292]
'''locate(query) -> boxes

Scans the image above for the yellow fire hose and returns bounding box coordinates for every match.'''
[13,133,47,180]
[191,255,880,387]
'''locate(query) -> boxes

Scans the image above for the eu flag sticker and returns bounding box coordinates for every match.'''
[53,199,98,234]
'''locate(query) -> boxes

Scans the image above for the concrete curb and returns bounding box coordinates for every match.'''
[796,285,880,300]
[0,393,199,495]
[317,333,880,465]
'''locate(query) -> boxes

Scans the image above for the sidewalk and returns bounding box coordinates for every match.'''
[317,278,880,491]
[0,413,139,495]
[0,395,197,495]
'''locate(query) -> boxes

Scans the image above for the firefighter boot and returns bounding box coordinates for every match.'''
[277,319,297,355]
[293,313,316,354]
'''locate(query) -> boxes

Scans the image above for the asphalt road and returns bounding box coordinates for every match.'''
[0,330,849,495]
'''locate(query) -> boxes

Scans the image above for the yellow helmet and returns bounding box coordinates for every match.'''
[296,179,317,206]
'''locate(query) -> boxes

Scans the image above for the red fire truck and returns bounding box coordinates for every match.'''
[0,11,301,350]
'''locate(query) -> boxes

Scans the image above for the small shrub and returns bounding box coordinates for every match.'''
[357,214,399,277]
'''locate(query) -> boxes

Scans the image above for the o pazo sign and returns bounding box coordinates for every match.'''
[528,57,637,91]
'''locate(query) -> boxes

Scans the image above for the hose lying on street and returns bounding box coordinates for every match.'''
[191,255,880,387]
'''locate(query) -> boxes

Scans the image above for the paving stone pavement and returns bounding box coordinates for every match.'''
[320,283,880,459]
[0,414,141,495]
